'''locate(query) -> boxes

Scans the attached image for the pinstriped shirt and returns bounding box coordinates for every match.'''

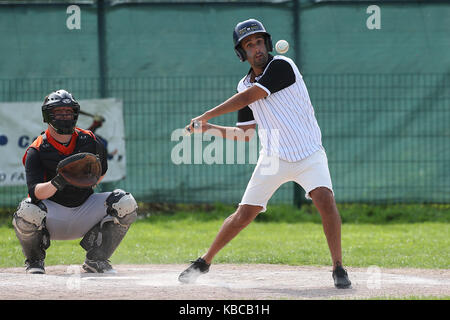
[236,55,323,162]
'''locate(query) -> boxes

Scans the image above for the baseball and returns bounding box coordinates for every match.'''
[275,40,289,54]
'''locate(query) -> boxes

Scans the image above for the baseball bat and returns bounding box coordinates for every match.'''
[79,110,105,122]
[184,120,201,136]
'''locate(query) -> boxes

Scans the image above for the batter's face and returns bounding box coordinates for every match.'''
[241,33,269,69]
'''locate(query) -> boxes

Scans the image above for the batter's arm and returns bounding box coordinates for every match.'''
[191,85,267,126]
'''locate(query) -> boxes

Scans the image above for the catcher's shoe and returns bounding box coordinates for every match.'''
[25,259,45,274]
[82,259,117,274]
[178,258,210,284]
[332,265,352,289]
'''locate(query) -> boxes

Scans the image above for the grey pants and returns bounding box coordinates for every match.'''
[43,192,111,240]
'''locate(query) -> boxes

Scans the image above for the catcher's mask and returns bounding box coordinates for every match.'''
[42,89,80,134]
[233,19,273,62]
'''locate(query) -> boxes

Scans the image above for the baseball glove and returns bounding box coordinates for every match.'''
[51,152,102,190]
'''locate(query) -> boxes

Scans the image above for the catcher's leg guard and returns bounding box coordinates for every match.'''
[80,190,138,261]
[12,198,51,263]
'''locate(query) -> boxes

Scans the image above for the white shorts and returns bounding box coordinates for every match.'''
[239,148,334,212]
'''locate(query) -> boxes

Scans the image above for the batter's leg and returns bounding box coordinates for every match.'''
[309,187,351,288]
[202,204,263,264]
[309,187,342,267]
[178,204,262,283]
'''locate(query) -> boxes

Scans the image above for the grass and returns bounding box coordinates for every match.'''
[0,203,448,269]
[1,202,449,226]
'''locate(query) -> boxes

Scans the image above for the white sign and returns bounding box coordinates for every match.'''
[0,98,126,186]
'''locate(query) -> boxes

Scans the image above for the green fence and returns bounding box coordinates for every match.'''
[1,1,449,207]
[1,73,449,207]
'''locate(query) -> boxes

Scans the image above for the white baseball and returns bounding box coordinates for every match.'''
[275,40,289,54]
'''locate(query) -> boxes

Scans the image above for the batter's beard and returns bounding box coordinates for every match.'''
[253,54,269,69]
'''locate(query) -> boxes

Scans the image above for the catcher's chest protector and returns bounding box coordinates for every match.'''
[24,128,100,183]
[23,128,104,207]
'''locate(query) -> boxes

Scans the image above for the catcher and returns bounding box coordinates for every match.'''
[13,89,138,274]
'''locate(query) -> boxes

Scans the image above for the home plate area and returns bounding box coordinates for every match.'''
[0,264,448,300]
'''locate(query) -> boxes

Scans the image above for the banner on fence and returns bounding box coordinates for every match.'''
[0,98,126,187]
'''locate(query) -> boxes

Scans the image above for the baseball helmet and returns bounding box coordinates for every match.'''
[42,89,80,135]
[233,19,273,62]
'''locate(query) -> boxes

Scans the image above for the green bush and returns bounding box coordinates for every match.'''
[1,203,449,227]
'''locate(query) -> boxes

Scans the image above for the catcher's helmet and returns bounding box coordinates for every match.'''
[42,89,80,135]
[233,19,273,62]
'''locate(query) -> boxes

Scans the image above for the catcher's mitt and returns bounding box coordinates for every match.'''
[53,152,102,190]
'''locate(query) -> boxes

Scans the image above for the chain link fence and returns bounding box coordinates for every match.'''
[1,73,449,207]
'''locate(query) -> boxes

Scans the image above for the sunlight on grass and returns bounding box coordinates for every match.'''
[1,217,448,269]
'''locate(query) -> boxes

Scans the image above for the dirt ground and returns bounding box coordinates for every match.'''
[0,264,449,300]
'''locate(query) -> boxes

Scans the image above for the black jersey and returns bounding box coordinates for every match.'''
[23,127,108,207]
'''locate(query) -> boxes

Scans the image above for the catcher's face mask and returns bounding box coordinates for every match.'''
[53,107,75,120]
[42,90,80,135]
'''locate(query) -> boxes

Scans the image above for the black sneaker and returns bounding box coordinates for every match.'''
[25,260,45,274]
[82,259,117,274]
[332,265,352,289]
[178,258,210,284]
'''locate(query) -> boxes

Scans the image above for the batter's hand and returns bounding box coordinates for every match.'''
[185,115,208,134]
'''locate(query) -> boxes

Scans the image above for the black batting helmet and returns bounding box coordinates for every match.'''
[233,19,273,62]
[42,89,80,135]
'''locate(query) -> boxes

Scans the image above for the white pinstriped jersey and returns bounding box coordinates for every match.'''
[236,55,323,162]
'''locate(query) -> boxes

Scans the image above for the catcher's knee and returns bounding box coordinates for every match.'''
[13,198,47,235]
[80,190,137,261]
[13,198,50,261]
[105,189,138,226]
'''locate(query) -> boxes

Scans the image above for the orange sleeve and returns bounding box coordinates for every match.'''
[22,135,43,166]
